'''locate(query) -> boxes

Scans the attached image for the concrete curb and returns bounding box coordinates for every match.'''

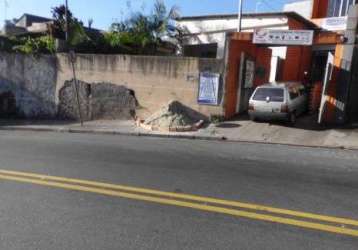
[1,125,357,151]
[0,126,226,141]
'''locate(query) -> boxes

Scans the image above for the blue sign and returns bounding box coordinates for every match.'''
[198,72,220,105]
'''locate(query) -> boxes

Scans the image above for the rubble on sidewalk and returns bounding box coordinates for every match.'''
[136,100,204,132]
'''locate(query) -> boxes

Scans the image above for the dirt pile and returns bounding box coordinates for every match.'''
[141,101,204,131]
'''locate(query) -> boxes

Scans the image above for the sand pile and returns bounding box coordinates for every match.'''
[141,101,203,131]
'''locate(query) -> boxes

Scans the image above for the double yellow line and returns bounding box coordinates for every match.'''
[0,169,357,237]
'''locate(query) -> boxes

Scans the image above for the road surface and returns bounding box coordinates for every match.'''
[0,130,357,249]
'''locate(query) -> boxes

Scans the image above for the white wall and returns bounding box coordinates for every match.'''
[176,15,289,59]
[177,14,295,82]
[270,47,287,82]
[283,0,313,19]
[341,5,358,71]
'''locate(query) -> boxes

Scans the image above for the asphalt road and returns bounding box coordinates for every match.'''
[0,130,357,250]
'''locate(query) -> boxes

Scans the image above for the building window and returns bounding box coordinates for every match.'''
[183,43,218,58]
[328,0,357,17]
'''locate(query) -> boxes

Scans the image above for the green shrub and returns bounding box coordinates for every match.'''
[13,36,55,54]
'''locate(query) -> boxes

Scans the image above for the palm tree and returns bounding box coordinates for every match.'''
[150,0,180,42]
[109,0,180,54]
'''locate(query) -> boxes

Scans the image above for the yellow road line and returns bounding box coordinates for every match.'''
[0,169,358,227]
[0,173,358,237]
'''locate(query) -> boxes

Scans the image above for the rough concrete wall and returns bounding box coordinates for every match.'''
[56,54,224,119]
[0,52,57,118]
[0,53,224,120]
[58,79,137,120]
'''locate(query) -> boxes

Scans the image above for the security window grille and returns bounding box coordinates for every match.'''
[328,0,357,17]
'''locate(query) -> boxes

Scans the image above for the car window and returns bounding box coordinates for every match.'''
[289,88,300,100]
[253,88,284,102]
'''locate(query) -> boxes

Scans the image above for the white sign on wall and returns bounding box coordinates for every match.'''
[198,72,220,105]
[253,29,314,46]
[321,17,347,31]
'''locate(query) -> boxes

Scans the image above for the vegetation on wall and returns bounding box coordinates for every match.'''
[13,36,56,54]
[0,36,55,54]
[0,0,182,55]
[107,0,180,54]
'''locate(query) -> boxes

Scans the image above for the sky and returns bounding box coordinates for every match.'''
[1,0,296,30]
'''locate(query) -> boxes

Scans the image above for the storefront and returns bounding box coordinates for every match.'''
[224,0,358,125]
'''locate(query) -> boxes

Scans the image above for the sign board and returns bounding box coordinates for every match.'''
[253,29,314,46]
[198,72,220,105]
[321,17,347,31]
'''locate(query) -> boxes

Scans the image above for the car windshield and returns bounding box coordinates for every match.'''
[253,88,284,102]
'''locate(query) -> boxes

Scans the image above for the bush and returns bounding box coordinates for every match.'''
[13,36,55,54]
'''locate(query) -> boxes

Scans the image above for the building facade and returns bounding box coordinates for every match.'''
[1,14,52,37]
[221,0,358,124]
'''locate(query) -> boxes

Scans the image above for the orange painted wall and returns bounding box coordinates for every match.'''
[312,0,329,18]
[255,47,272,86]
[280,18,313,83]
[281,46,312,82]
[225,40,255,118]
[224,37,271,118]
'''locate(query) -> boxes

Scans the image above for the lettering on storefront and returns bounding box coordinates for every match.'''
[253,29,314,46]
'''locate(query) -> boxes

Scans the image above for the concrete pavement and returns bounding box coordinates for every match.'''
[0,131,357,249]
[1,118,358,150]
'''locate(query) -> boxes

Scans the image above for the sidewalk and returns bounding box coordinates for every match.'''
[1,118,358,150]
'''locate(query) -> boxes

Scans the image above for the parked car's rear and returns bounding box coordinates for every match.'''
[248,82,307,124]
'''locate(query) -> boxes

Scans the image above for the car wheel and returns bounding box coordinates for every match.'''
[288,112,296,126]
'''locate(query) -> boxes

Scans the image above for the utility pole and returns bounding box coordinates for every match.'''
[65,0,84,126]
[65,0,69,42]
[238,0,243,32]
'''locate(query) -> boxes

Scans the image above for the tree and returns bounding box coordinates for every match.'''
[150,0,180,42]
[51,4,88,48]
[51,5,72,39]
[109,0,180,54]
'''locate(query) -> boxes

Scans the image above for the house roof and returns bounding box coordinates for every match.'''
[176,11,319,29]
[16,13,52,25]
[14,13,103,33]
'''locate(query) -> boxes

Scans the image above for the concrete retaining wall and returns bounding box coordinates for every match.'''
[0,52,57,118]
[0,52,224,119]
[56,54,224,119]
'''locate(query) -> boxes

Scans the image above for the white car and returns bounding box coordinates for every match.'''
[248,82,308,124]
